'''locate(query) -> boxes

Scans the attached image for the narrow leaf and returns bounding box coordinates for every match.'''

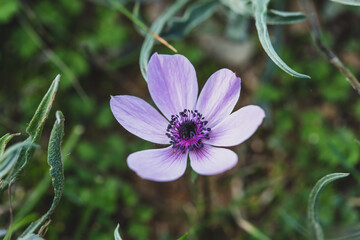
[18,234,45,240]
[177,232,189,240]
[0,142,36,180]
[0,75,60,192]
[114,224,123,240]
[267,9,306,25]
[331,0,360,6]
[307,173,350,240]
[0,133,19,157]
[252,0,310,78]
[139,0,190,81]
[20,111,65,237]
[162,0,219,39]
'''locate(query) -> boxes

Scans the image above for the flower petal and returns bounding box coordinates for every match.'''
[196,69,240,128]
[205,105,265,147]
[110,95,170,144]
[127,146,188,182]
[189,145,238,175]
[147,53,198,120]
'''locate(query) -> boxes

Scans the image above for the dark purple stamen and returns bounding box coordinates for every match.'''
[165,109,211,154]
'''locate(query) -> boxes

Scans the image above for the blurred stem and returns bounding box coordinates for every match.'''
[201,177,211,221]
[18,3,89,101]
[301,0,360,95]
[73,205,96,240]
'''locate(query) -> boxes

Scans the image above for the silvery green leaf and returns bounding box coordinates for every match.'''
[162,0,219,39]
[18,233,45,240]
[0,142,37,179]
[0,133,18,157]
[20,111,65,237]
[221,0,253,16]
[252,0,310,78]
[267,9,306,25]
[0,75,60,192]
[331,0,360,6]
[139,0,190,81]
[307,173,350,240]
[114,224,123,240]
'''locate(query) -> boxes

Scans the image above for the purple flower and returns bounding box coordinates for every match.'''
[110,53,265,182]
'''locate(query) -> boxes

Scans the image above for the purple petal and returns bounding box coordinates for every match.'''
[127,146,188,182]
[196,69,240,128]
[205,105,265,147]
[189,145,238,175]
[147,53,198,120]
[110,95,169,144]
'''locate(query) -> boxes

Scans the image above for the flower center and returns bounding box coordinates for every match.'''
[166,109,211,153]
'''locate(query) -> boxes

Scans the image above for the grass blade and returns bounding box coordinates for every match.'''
[307,173,350,240]
[19,111,65,238]
[252,0,310,78]
[139,0,190,81]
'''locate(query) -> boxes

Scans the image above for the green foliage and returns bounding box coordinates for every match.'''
[307,173,349,240]
[19,111,65,238]
[0,0,19,23]
[139,0,190,80]
[162,0,219,39]
[252,0,310,78]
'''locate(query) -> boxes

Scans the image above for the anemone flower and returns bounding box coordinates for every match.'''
[110,53,265,182]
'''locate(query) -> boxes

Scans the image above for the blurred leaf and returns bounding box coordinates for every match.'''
[252,0,310,78]
[0,133,19,157]
[0,75,60,192]
[18,233,45,240]
[139,0,190,80]
[0,0,19,23]
[20,111,65,237]
[267,9,306,25]
[162,0,219,39]
[221,0,252,16]
[0,141,37,180]
[177,232,189,240]
[307,173,350,240]
[331,0,360,6]
[114,224,123,240]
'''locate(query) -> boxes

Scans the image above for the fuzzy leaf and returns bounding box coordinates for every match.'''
[139,0,190,81]
[18,233,45,240]
[0,142,36,180]
[0,75,60,192]
[252,0,310,78]
[114,224,123,240]
[267,9,306,25]
[307,173,350,240]
[20,111,65,237]
[162,0,218,39]
[331,0,360,6]
[0,133,19,157]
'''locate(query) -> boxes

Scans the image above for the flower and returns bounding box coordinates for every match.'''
[110,53,265,182]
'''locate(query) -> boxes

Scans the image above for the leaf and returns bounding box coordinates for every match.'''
[114,224,123,240]
[0,0,20,23]
[20,111,65,238]
[177,232,189,240]
[267,9,306,25]
[0,142,37,180]
[331,0,360,6]
[162,0,219,39]
[18,233,45,240]
[252,0,310,78]
[307,173,350,240]
[0,133,19,157]
[139,0,190,81]
[0,75,60,192]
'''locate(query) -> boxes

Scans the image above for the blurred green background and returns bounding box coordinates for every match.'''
[0,0,360,239]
